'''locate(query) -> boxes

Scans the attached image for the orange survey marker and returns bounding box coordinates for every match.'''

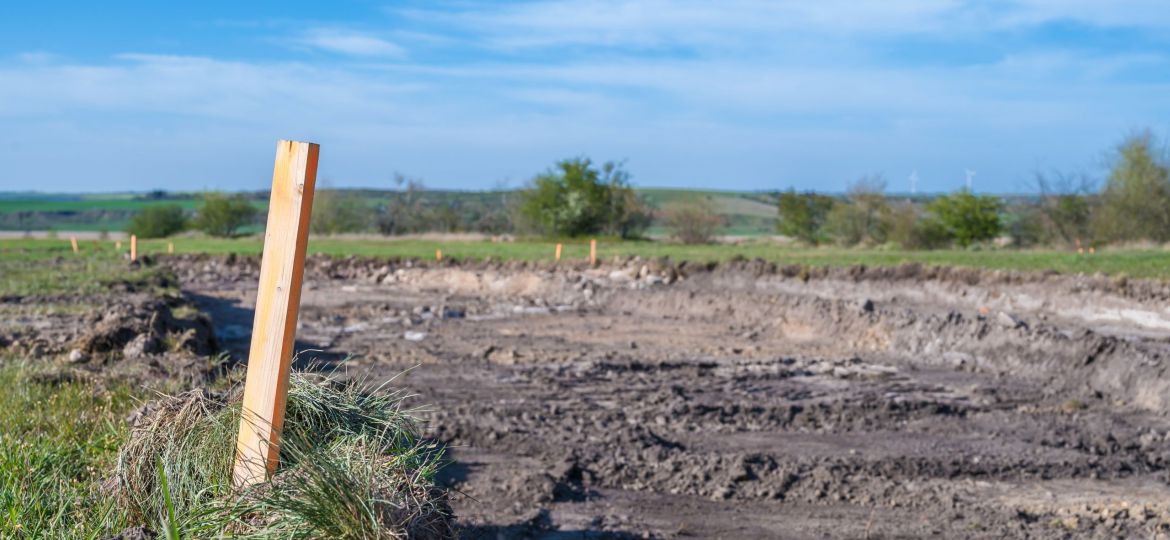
[233,140,319,489]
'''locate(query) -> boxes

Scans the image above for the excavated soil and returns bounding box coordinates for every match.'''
[11,253,1170,538]
[157,254,1170,539]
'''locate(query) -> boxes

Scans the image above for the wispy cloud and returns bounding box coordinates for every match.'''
[296,28,406,57]
[1,1,1169,192]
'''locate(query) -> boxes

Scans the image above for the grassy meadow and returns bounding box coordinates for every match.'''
[4,236,1170,280]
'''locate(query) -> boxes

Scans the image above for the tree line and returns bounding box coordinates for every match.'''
[127,131,1170,250]
[775,131,1170,249]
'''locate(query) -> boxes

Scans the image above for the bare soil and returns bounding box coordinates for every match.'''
[11,254,1170,538]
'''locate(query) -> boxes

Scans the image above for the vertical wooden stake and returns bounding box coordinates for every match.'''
[233,140,319,489]
[70,237,78,254]
[168,242,174,254]
[130,235,137,261]
[436,249,443,262]
[555,243,562,262]
[589,239,597,267]
[116,240,122,250]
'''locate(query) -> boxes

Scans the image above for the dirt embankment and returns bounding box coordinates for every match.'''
[149,253,1170,538]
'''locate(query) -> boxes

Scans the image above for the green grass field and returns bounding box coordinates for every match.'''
[4,237,1168,280]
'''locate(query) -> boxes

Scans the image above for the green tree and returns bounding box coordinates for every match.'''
[663,197,723,244]
[1093,131,1170,243]
[825,175,890,246]
[126,204,187,238]
[777,190,834,244]
[518,158,644,238]
[1033,171,1095,246]
[194,193,258,238]
[926,189,1004,247]
[310,190,370,235]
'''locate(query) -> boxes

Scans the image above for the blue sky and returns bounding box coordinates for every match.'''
[1,1,1168,193]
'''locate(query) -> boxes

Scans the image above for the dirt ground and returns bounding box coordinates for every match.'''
[10,254,1170,538]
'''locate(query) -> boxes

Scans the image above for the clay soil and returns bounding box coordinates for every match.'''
[12,253,1170,538]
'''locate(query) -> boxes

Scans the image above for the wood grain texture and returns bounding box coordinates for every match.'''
[233,140,319,489]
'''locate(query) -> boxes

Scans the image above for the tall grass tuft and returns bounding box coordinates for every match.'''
[114,371,452,538]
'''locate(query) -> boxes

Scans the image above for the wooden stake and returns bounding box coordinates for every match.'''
[233,140,319,489]
[168,242,174,254]
[436,249,443,262]
[589,239,597,267]
[130,235,137,261]
[116,240,122,250]
[70,237,78,254]
[555,243,562,262]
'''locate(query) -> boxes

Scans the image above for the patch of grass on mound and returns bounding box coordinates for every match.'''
[113,372,453,539]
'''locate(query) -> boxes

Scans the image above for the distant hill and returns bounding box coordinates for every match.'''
[0,188,780,236]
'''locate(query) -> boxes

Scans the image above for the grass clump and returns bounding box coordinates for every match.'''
[114,371,452,539]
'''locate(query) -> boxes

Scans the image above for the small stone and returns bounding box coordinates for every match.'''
[996,311,1027,330]
[67,349,88,363]
[403,331,427,342]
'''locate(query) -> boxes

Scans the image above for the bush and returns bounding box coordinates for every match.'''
[311,190,371,235]
[517,158,646,238]
[126,204,187,238]
[1033,171,1095,246]
[884,201,951,250]
[777,190,834,245]
[1093,131,1170,243]
[825,176,889,246]
[925,190,1004,247]
[663,197,723,244]
[194,193,258,238]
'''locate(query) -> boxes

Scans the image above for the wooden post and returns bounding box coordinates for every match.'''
[70,237,78,254]
[436,249,442,262]
[589,239,597,267]
[130,235,137,261]
[555,243,562,262]
[116,240,122,250]
[233,140,319,489]
[168,242,174,254]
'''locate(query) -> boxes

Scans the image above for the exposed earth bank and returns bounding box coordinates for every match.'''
[11,253,1170,538]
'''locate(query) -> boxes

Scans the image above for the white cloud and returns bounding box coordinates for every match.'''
[297,28,406,57]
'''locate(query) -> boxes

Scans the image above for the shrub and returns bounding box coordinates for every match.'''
[884,201,951,250]
[310,190,371,235]
[1032,171,1095,246]
[517,158,645,238]
[194,193,258,238]
[825,176,889,246]
[926,189,1004,247]
[126,204,187,238]
[1093,131,1170,243]
[663,197,724,244]
[777,190,834,245]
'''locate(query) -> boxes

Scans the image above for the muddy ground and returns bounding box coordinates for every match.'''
[10,254,1170,538]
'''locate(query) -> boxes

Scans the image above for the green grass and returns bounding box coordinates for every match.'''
[0,241,175,296]
[0,361,142,538]
[4,237,1170,280]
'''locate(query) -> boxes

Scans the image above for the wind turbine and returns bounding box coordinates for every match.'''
[909,170,919,194]
[964,169,976,191]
